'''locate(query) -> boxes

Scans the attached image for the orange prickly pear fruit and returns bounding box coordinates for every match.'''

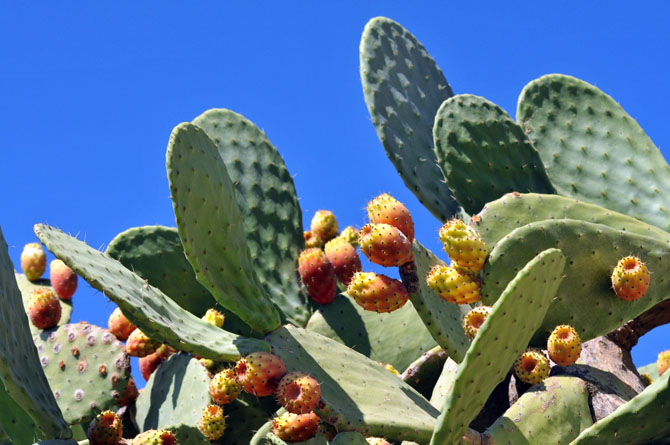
[272,412,320,443]
[209,368,241,404]
[347,272,409,313]
[438,219,488,272]
[611,256,650,301]
[338,225,360,247]
[324,237,362,285]
[514,349,550,385]
[298,248,337,304]
[658,350,670,376]
[463,306,491,340]
[21,242,46,281]
[236,351,288,397]
[108,307,136,341]
[367,193,414,242]
[125,329,160,358]
[547,325,582,366]
[276,371,321,414]
[303,230,323,249]
[359,223,413,267]
[426,265,481,304]
[311,210,338,243]
[87,410,122,445]
[28,288,61,329]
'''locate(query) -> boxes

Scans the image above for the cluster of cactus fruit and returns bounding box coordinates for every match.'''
[3,14,670,445]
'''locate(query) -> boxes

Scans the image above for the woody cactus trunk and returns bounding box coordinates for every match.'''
[2,16,670,445]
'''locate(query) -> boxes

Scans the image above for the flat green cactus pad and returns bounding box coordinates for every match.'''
[637,362,660,382]
[517,74,670,232]
[167,424,209,444]
[570,369,670,444]
[34,224,270,360]
[193,109,310,327]
[433,94,555,214]
[16,273,73,333]
[410,241,471,363]
[305,293,437,372]
[331,432,368,444]
[360,16,460,222]
[166,122,281,333]
[106,226,257,337]
[267,325,440,443]
[0,382,40,444]
[474,193,670,250]
[0,228,71,440]
[431,248,565,445]
[34,322,130,425]
[218,394,277,445]
[135,354,210,435]
[428,357,458,410]
[402,345,448,398]
[482,219,670,345]
[483,376,592,444]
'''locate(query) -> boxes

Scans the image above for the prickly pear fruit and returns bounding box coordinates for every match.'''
[272,412,320,443]
[125,328,160,358]
[108,307,136,341]
[426,265,481,304]
[49,259,77,300]
[658,350,670,376]
[87,410,122,445]
[209,368,241,405]
[199,404,226,441]
[359,223,413,267]
[21,242,46,281]
[117,377,138,407]
[298,248,337,304]
[378,362,400,376]
[514,349,550,385]
[324,237,362,285]
[366,438,392,445]
[611,255,651,301]
[304,230,323,248]
[277,371,321,414]
[463,306,491,340]
[438,219,488,272]
[236,351,288,397]
[347,272,409,313]
[132,429,177,445]
[367,193,414,242]
[139,344,175,380]
[28,288,61,329]
[338,225,360,247]
[202,308,225,328]
[311,210,338,243]
[547,324,582,366]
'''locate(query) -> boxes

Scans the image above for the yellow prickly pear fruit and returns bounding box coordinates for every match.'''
[338,225,360,247]
[463,306,491,340]
[311,210,338,243]
[202,308,225,328]
[611,256,650,301]
[21,242,46,281]
[426,265,480,304]
[359,223,413,267]
[658,350,670,376]
[438,219,488,272]
[514,349,550,385]
[366,193,414,242]
[547,325,582,366]
[209,368,241,404]
[303,230,323,249]
[347,272,409,313]
[199,404,226,441]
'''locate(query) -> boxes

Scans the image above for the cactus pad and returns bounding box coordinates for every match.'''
[331,432,368,444]
[16,273,73,333]
[433,94,555,214]
[34,224,270,360]
[0,382,40,444]
[267,325,440,443]
[33,322,130,425]
[431,248,565,444]
[193,109,310,326]
[166,122,281,333]
[517,74,670,232]
[360,17,459,221]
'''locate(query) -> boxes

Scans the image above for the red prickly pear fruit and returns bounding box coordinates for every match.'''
[49,259,78,300]
[272,412,320,443]
[199,404,227,441]
[547,325,582,366]
[359,223,413,267]
[139,344,175,380]
[132,429,176,445]
[21,242,46,281]
[658,350,670,376]
[298,248,337,304]
[202,308,225,328]
[28,288,61,329]
[514,349,550,385]
[125,329,160,358]
[426,265,481,304]
[87,410,123,445]
[346,272,409,313]
[611,256,650,301]
[324,237,362,286]
[236,351,288,397]
[338,226,360,247]
[311,210,338,243]
[116,377,138,406]
[108,307,136,341]
[304,230,323,249]
[209,368,241,404]
[367,193,414,242]
[276,371,321,414]
[438,219,488,273]
[463,306,491,340]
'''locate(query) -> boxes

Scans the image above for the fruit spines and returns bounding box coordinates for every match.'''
[514,349,550,385]
[438,219,488,272]
[547,324,582,366]
[366,193,415,242]
[87,410,123,445]
[209,368,241,404]
[272,412,320,443]
[463,306,491,340]
[324,237,362,285]
[359,223,413,267]
[298,248,337,304]
[426,265,481,304]
[199,404,227,441]
[27,288,61,329]
[49,258,78,300]
[236,351,288,397]
[276,371,322,414]
[611,255,651,301]
[21,242,47,281]
[346,271,409,313]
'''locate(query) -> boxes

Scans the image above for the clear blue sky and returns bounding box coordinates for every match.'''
[2,3,669,387]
